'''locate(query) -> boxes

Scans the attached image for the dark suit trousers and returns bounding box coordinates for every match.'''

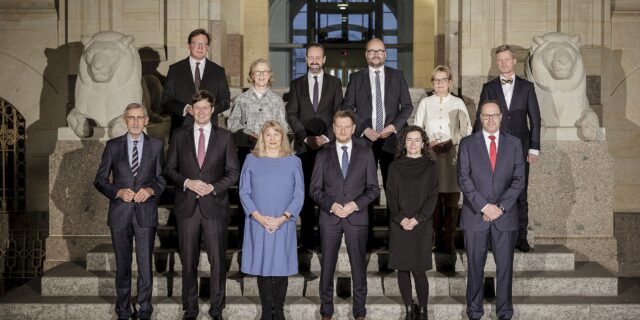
[110,214,156,319]
[463,224,517,320]
[177,205,228,317]
[319,219,368,318]
[368,139,393,245]
[298,150,319,249]
[517,161,530,239]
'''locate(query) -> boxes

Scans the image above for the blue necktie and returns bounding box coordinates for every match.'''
[375,70,383,132]
[131,140,139,177]
[341,146,349,178]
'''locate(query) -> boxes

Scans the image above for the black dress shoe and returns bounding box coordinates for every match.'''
[182,316,197,320]
[212,315,224,320]
[516,238,531,252]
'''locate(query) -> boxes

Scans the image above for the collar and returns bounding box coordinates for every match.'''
[189,56,206,65]
[368,65,384,74]
[127,133,143,143]
[194,122,212,132]
[483,130,500,140]
[308,70,324,79]
[336,140,353,150]
[499,74,515,83]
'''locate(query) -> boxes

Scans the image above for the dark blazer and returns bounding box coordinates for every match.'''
[309,141,380,226]
[457,131,525,231]
[164,125,240,220]
[161,57,231,121]
[342,67,413,153]
[94,134,166,229]
[286,73,343,154]
[475,76,541,154]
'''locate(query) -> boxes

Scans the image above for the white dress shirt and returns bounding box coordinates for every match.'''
[189,56,206,82]
[335,140,353,169]
[500,74,515,109]
[368,65,386,129]
[193,122,212,153]
[307,71,324,103]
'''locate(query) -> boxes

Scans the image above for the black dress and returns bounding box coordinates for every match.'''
[387,156,439,271]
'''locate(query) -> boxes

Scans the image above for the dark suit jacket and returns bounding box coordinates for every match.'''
[94,133,166,229]
[164,125,240,220]
[161,57,231,121]
[342,67,413,153]
[457,131,525,231]
[286,73,343,154]
[475,76,541,154]
[310,141,379,226]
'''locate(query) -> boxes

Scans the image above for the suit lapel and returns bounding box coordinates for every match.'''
[137,134,152,175]
[119,135,131,174]
[362,69,372,109]
[200,125,218,171]
[317,74,330,108]
[344,143,357,179]
[188,127,199,169]
[298,76,312,108]
[494,132,508,175]
[491,79,509,114]
[384,67,393,116]
[511,76,525,109]
[473,132,493,175]
[329,143,344,180]
[181,58,197,93]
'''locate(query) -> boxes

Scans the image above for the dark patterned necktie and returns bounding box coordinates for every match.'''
[131,140,139,177]
[313,75,319,111]
[195,62,201,91]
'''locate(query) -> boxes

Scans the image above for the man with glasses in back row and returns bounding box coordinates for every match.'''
[162,28,231,133]
[343,38,413,249]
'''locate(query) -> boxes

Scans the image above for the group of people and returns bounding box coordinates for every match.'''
[94,28,540,320]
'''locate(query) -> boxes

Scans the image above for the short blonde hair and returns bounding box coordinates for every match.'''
[247,58,275,86]
[252,120,292,158]
[431,65,453,82]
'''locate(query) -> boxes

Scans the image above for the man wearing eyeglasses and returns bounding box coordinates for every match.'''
[94,103,166,320]
[343,38,413,248]
[474,44,541,252]
[459,100,525,320]
[162,28,231,133]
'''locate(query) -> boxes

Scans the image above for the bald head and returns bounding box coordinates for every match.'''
[479,100,502,134]
[365,38,386,68]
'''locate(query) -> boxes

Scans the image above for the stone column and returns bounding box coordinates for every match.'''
[413,0,436,89]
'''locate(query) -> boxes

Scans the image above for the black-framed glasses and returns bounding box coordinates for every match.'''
[366,49,385,55]
[190,42,209,48]
[480,113,501,120]
[432,77,449,83]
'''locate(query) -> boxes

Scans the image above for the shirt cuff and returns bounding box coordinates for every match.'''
[481,203,490,214]
[528,149,540,156]
[182,104,190,117]
[322,135,330,143]
[182,179,188,191]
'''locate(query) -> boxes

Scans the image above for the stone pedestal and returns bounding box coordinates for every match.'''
[44,129,111,270]
[529,139,618,273]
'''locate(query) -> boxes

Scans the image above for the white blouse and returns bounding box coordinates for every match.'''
[414,93,471,143]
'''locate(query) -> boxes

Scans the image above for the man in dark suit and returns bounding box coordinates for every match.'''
[94,103,166,320]
[474,44,541,252]
[164,90,240,320]
[459,100,526,320]
[286,43,343,250]
[162,28,231,133]
[343,38,413,246]
[310,110,379,320]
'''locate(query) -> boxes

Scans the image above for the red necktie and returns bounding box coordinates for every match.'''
[197,128,205,168]
[489,135,496,171]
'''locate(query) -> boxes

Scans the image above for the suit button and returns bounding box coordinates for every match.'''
[259,108,262,111]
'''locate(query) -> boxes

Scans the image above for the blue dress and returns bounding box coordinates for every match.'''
[239,153,304,276]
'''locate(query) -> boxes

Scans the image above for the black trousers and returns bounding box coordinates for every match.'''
[177,206,228,318]
[517,161,530,240]
[297,150,320,249]
[367,139,394,246]
[257,276,288,320]
[110,214,156,319]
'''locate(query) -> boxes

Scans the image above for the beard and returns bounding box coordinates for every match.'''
[309,64,322,74]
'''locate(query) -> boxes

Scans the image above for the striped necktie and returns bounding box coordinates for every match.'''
[375,70,383,132]
[131,140,140,177]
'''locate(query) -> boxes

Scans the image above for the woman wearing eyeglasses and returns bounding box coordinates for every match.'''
[228,58,290,165]
[414,65,472,253]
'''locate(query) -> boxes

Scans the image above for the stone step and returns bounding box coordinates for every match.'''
[41,261,616,297]
[3,284,640,320]
[86,244,571,273]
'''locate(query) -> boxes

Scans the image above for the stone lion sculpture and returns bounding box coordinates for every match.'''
[67,31,142,138]
[525,32,601,141]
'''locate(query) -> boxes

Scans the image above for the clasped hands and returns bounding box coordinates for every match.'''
[482,204,504,222]
[305,136,328,150]
[363,125,395,141]
[117,188,153,203]
[185,179,215,197]
[252,211,288,233]
[400,217,418,231]
[331,201,358,218]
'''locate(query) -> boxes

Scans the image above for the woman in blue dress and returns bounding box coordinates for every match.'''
[239,120,304,320]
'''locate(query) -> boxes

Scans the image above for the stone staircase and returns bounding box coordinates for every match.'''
[2,185,640,319]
